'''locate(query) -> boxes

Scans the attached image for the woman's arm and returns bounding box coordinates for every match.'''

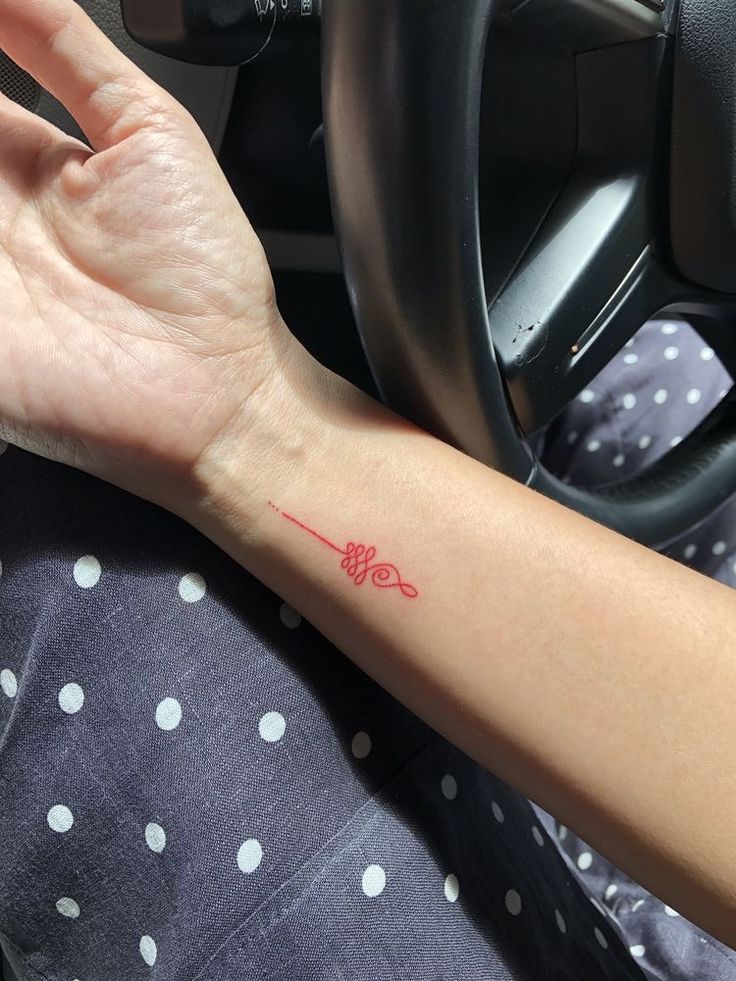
[185,345,736,951]
[0,0,734,953]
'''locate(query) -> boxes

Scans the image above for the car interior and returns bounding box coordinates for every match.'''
[2,0,736,976]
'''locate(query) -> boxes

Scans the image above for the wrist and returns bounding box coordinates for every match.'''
[176,327,367,554]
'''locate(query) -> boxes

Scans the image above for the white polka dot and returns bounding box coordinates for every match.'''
[362,864,386,897]
[1,668,17,698]
[259,711,286,743]
[664,904,680,917]
[686,388,702,405]
[145,822,166,853]
[237,838,263,874]
[623,353,639,365]
[670,435,683,447]
[654,388,668,404]
[605,883,618,901]
[554,908,566,933]
[178,572,206,603]
[625,338,635,348]
[594,926,608,949]
[579,389,596,403]
[139,935,157,966]
[557,823,568,840]
[505,888,522,915]
[630,944,646,958]
[700,347,715,361]
[719,388,729,399]
[632,899,645,912]
[712,541,727,556]
[566,430,579,445]
[155,697,182,731]
[491,801,505,823]
[664,346,679,360]
[58,683,84,715]
[56,897,80,919]
[351,731,372,759]
[661,322,679,335]
[622,393,637,410]
[441,774,458,800]
[73,555,101,589]
[684,543,697,560]
[47,805,74,833]
[638,434,652,450]
[444,873,460,903]
[279,602,302,629]
[613,453,626,468]
[531,825,544,847]
[586,439,601,453]
[577,851,593,870]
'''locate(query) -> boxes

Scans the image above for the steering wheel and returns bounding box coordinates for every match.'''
[321,0,736,549]
[38,0,736,550]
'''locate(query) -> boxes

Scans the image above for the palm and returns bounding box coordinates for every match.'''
[0,0,283,501]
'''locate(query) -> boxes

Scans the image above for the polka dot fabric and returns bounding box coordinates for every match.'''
[0,317,734,980]
[538,319,736,588]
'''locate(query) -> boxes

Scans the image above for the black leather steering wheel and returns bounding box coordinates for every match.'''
[321,0,736,549]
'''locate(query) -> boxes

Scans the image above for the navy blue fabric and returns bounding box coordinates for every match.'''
[0,316,735,980]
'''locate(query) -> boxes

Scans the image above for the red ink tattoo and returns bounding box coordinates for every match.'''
[268,502,418,599]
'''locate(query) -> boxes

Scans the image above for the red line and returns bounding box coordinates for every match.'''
[280,510,343,553]
[268,501,418,598]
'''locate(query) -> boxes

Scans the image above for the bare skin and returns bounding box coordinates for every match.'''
[0,0,304,506]
[2,0,736,956]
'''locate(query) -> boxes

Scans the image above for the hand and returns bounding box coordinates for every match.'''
[0,0,307,509]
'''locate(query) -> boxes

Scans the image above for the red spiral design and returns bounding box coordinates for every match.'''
[341,542,419,598]
[269,504,419,599]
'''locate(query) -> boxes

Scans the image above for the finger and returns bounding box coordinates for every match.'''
[0,92,90,218]
[0,0,172,151]
[0,108,52,210]
[0,83,86,151]
[0,88,68,181]
[0,87,55,149]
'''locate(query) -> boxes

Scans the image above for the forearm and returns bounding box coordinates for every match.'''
[186,343,736,950]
